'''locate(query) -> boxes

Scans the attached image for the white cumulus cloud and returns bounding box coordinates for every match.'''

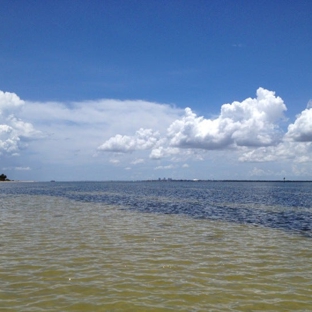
[167,88,286,150]
[149,146,180,159]
[239,141,312,163]
[286,108,312,142]
[98,128,160,153]
[0,91,41,156]
[0,90,24,115]
[154,164,175,170]
[99,88,288,162]
[240,101,312,164]
[131,158,145,165]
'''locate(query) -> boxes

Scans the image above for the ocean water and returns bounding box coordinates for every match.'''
[1,181,312,311]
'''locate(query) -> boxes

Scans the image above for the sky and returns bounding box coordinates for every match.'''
[0,0,312,181]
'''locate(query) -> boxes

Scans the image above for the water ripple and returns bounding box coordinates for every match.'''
[1,182,312,311]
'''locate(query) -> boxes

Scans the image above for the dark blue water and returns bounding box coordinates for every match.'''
[1,181,312,236]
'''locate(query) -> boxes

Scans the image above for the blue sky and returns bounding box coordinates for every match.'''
[1,0,312,181]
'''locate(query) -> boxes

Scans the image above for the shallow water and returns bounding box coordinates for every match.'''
[1,181,312,311]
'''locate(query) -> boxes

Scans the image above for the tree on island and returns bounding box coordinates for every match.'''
[0,173,8,181]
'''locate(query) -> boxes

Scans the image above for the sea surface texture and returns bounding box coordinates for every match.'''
[1,181,312,311]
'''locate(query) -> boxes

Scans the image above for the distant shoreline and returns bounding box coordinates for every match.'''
[143,179,312,183]
[1,180,311,183]
[0,180,35,183]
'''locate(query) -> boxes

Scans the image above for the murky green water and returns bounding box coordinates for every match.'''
[1,183,312,311]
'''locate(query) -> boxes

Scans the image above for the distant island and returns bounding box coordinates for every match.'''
[0,173,10,181]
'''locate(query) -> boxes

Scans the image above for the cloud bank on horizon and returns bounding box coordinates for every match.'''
[98,88,312,163]
[1,88,312,180]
